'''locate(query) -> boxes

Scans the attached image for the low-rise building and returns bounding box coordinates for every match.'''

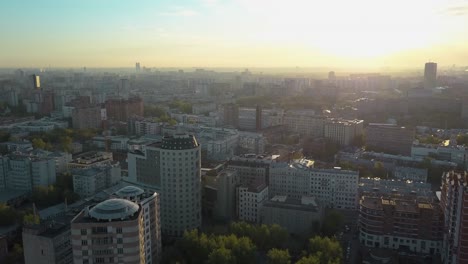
[262,195,323,235]
[72,163,121,198]
[393,166,428,182]
[203,169,238,221]
[366,124,415,155]
[237,183,268,223]
[68,151,113,170]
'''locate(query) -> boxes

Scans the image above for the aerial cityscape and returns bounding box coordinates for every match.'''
[1,1,468,264]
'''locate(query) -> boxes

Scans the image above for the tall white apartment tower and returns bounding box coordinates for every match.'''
[159,134,202,237]
[127,134,202,237]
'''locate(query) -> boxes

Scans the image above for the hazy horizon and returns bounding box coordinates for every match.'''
[2,0,468,68]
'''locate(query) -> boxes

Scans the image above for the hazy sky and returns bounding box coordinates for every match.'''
[1,0,468,68]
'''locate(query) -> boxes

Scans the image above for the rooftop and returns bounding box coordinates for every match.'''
[88,198,139,221]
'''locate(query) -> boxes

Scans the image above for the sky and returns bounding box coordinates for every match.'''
[1,0,468,69]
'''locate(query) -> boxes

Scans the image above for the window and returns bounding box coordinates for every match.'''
[81,240,88,246]
[116,227,122,234]
[118,248,123,254]
[81,229,87,235]
[117,238,123,243]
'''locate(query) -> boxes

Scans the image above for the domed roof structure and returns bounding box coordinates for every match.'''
[89,198,139,221]
[115,186,145,198]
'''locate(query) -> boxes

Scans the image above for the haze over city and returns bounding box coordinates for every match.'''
[1,0,468,69]
[2,1,468,264]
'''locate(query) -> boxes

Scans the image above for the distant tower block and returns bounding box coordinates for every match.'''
[32,74,40,90]
[135,62,141,71]
[424,62,437,89]
[328,71,336,80]
[256,104,262,131]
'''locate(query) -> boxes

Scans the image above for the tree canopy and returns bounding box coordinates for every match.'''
[267,248,291,264]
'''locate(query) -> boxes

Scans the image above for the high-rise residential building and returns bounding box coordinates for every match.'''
[72,106,102,129]
[324,118,364,146]
[127,134,201,237]
[223,103,239,128]
[227,154,278,186]
[424,62,437,89]
[113,186,161,264]
[365,123,415,155]
[135,62,141,71]
[440,171,468,264]
[328,71,336,80]
[359,194,443,254]
[32,74,40,89]
[71,199,146,264]
[105,97,144,122]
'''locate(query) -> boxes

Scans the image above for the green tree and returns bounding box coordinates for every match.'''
[308,236,342,264]
[0,203,17,226]
[207,247,236,264]
[60,135,73,152]
[320,210,343,237]
[32,138,46,149]
[267,248,291,264]
[23,213,40,225]
[295,255,321,264]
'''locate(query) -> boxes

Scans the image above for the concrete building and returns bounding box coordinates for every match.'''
[23,220,73,264]
[359,178,433,198]
[0,154,56,192]
[127,134,201,237]
[203,169,238,221]
[105,97,143,122]
[129,117,161,136]
[440,171,468,264]
[72,163,121,198]
[269,161,359,209]
[359,194,443,254]
[283,110,325,137]
[412,141,468,169]
[366,123,415,155]
[424,62,437,89]
[223,103,239,128]
[68,151,113,170]
[71,199,145,264]
[262,195,323,235]
[393,166,428,182]
[72,106,102,130]
[113,186,161,264]
[237,183,268,223]
[92,136,129,151]
[227,154,279,186]
[324,118,363,146]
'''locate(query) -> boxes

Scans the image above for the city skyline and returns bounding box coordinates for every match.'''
[1,0,468,69]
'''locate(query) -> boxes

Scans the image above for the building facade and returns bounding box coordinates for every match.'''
[324,118,363,146]
[71,199,145,264]
[359,194,443,254]
[237,184,268,223]
[440,171,468,264]
[366,123,415,155]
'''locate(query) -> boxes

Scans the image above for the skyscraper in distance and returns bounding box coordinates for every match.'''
[424,62,437,89]
[136,62,141,71]
[32,74,40,89]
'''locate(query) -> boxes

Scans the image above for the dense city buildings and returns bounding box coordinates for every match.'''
[72,163,121,198]
[72,106,102,129]
[440,171,468,264]
[105,97,144,122]
[366,123,415,155]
